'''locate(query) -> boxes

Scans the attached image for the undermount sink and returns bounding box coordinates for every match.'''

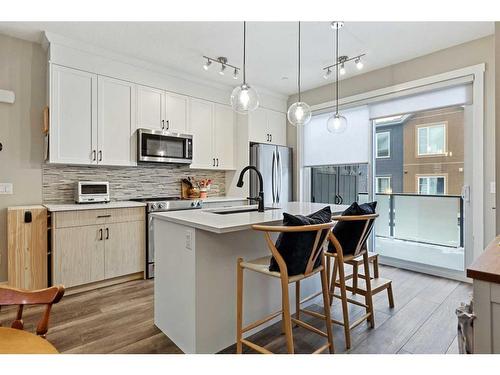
[209,207,280,215]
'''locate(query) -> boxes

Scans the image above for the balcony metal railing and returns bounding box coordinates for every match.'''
[358,192,464,248]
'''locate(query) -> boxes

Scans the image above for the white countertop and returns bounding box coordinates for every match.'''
[44,201,146,212]
[201,196,247,203]
[151,201,349,233]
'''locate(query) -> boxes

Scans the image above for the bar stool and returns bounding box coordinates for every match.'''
[325,214,381,350]
[236,222,335,354]
[344,252,394,308]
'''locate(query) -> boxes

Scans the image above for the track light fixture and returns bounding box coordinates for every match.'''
[355,57,364,70]
[202,56,240,79]
[339,62,346,75]
[321,53,366,78]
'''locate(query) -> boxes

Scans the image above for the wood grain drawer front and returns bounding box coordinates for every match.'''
[53,225,105,288]
[106,207,145,224]
[54,207,145,228]
[54,209,109,228]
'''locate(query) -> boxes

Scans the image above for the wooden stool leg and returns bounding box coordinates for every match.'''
[352,264,358,295]
[236,258,244,354]
[387,282,395,308]
[329,257,338,307]
[336,254,351,350]
[320,266,335,354]
[281,278,294,354]
[295,281,301,325]
[362,252,375,328]
[373,255,380,278]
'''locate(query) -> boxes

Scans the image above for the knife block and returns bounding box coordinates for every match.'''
[181,181,200,199]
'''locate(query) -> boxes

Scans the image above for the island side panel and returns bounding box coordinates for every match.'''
[194,228,321,354]
[154,218,197,353]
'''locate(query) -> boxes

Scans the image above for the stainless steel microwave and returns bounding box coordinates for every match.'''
[137,128,193,164]
[75,181,110,203]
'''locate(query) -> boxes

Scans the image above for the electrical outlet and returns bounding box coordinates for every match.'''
[185,231,192,250]
[0,183,13,195]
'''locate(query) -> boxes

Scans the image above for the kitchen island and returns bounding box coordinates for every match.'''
[152,202,347,354]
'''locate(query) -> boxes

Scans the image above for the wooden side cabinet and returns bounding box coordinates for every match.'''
[7,206,48,290]
[52,207,145,289]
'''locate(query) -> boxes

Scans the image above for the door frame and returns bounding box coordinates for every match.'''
[297,64,485,275]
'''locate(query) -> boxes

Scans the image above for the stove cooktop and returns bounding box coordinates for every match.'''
[131,196,202,212]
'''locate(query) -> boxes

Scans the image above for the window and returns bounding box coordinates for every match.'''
[376,131,390,158]
[376,176,392,194]
[417,176,446,195]
[417,123,446,156]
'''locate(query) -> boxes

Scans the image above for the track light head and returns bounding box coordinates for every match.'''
[233,68,238,80]
[203,59,212,71]
[219,64,226,75]
[323,68,332,79]
[339,63,346,75]
[355,57,364,70]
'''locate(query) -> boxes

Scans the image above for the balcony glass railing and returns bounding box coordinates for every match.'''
[358,192,464,271]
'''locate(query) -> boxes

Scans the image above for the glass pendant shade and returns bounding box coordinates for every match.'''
[326,113,348,134]
[287,101,312,126]
[230,83,259,114]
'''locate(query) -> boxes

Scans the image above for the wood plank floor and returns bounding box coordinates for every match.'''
[0,265,471,354]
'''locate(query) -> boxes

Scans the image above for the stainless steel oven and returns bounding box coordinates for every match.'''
[137,128,192,164]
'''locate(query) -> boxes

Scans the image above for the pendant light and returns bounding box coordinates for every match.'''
[231,21,259,114]
[326,21,348,134]
[287,22,312,127]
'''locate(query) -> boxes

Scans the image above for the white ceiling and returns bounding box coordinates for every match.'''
[0,21,494,95]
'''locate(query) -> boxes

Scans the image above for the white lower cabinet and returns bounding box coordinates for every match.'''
[189,98,235,170]
[52,207,145,289]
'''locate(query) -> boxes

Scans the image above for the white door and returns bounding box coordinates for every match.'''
[213,104,235,169]
[189,98,214,169]
[165,92,189,133]
[267,109,287,146]
[97,76,136,166]
[137,85,165,131]
[248,108,269,144]
[50,65,97,164]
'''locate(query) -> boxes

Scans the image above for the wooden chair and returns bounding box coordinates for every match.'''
[325,214,392,350]
[236,222,335,354]
[0,285,65,338]
[344,252,394,308]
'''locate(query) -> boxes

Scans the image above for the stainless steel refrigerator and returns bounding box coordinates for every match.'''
[250,143,293,205]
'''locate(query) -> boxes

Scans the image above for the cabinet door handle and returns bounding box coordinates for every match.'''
[92,150,96,161]
[161,119,165,129]
[270,134,272,142]
[216,158,219,167]
[105,228,109,240]
[99,228,103,241]
[266,133,269,141]
[97,214,111,218]
[213,158,215,167]
[98,150,102,162]
[166,120,169,130]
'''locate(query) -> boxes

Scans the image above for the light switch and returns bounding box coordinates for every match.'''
[0,183,13,194]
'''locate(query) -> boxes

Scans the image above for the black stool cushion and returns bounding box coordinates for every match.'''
[269,206,331,276]
[327,201,377,255]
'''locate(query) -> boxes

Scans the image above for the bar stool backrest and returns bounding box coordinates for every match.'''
[252,222,336,277]
[328,214,379,257]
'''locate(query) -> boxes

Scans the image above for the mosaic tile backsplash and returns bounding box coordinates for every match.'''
[42,164,226,203]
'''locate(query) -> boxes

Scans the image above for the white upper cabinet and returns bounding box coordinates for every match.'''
[213,104,235,170]
[165,92,188,133]
[137,85,164,131]
[189,98,235,170]
[248,108,287,146]
[189,98,215,169]
[136,85,188,134]
[97,76,136,166]
[50,65,97,164]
